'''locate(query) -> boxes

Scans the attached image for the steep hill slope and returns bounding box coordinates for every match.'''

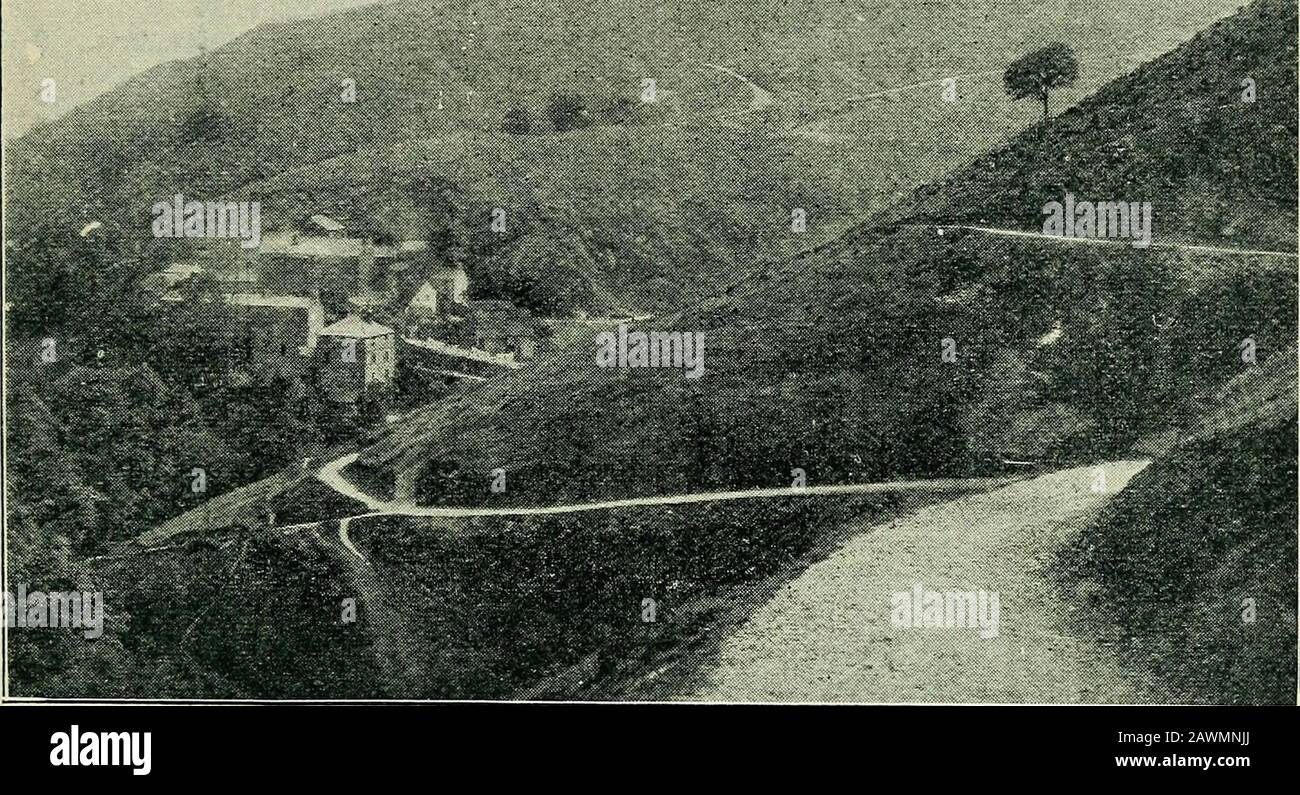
[14,484,976,698]
[351,0,1297,506]
[6,0,1251,314]
[1055,347,1297,704]
[8,527,384,698]
[901,1,1297,249]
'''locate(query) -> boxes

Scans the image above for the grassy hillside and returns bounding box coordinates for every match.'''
[902,0,1298,249]
[352,0,1297,506]
[12,485,975,698]
[5,363,247,558]
[8,529,383,698]
[1056,348,1297,704]
[5,0,1249,315]
[9,1,1294,702]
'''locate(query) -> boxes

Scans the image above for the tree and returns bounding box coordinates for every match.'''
[150,274,247,395]
[6,230,152,354]
[181,103,226,143]
[595,95,636,126]
[1004,42,1078,121]
[407,174,468,265]
[216,375,322,481]
[547,93,590,133]
[472,230,596,315]
[502,105,533,134]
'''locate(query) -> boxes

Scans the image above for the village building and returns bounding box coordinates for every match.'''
[156,290,325,378]
[145,257,264,297]
[315,314,397,403]
[256,231,395,299]
[427,262,470,306]
[307,214,348,238]
[226,293,325,357]
[148,208,548,402]
[400,281,442,336]
[157,262,205,287]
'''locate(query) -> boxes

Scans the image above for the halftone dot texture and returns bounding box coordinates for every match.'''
[4,0,1296,702]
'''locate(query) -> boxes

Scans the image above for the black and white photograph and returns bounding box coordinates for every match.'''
[1,0,1296,776]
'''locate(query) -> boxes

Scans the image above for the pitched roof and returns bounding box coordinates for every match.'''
[407,282,439,310]
[309,214,347,233]
[154,263,204,287]
[319,315,394,338]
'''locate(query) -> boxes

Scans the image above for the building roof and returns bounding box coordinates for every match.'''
[227,293,321,311]
[309,214,347,233]
[407,282,439,311]
[260,232,366,259]
[319,315,395,338]
[154,263,205,287]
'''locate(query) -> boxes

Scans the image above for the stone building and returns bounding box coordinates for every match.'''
[314,314,397,403]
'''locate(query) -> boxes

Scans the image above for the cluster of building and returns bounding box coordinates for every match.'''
[147,214,537,404]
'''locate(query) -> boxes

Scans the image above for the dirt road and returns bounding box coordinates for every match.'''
[702,62,773,114]
[904,223,1299,261]
[316,452,1018,519]
[684,461,1158,703]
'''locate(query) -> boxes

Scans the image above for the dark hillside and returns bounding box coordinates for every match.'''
[353,0,1297,506]
[6,0,1251,314]
[1056,348,1297,704]
[902,0,1297,249]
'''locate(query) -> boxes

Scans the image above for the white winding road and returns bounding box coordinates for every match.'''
[317,452,1018,518]
[905,223,1299,260]
[312,452,1021,564]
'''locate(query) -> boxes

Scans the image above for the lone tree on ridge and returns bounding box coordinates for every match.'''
[1004,42,1079,121]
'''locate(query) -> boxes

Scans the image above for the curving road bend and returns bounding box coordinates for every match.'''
[680,460,1155,703]
[316,452,1021,519]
